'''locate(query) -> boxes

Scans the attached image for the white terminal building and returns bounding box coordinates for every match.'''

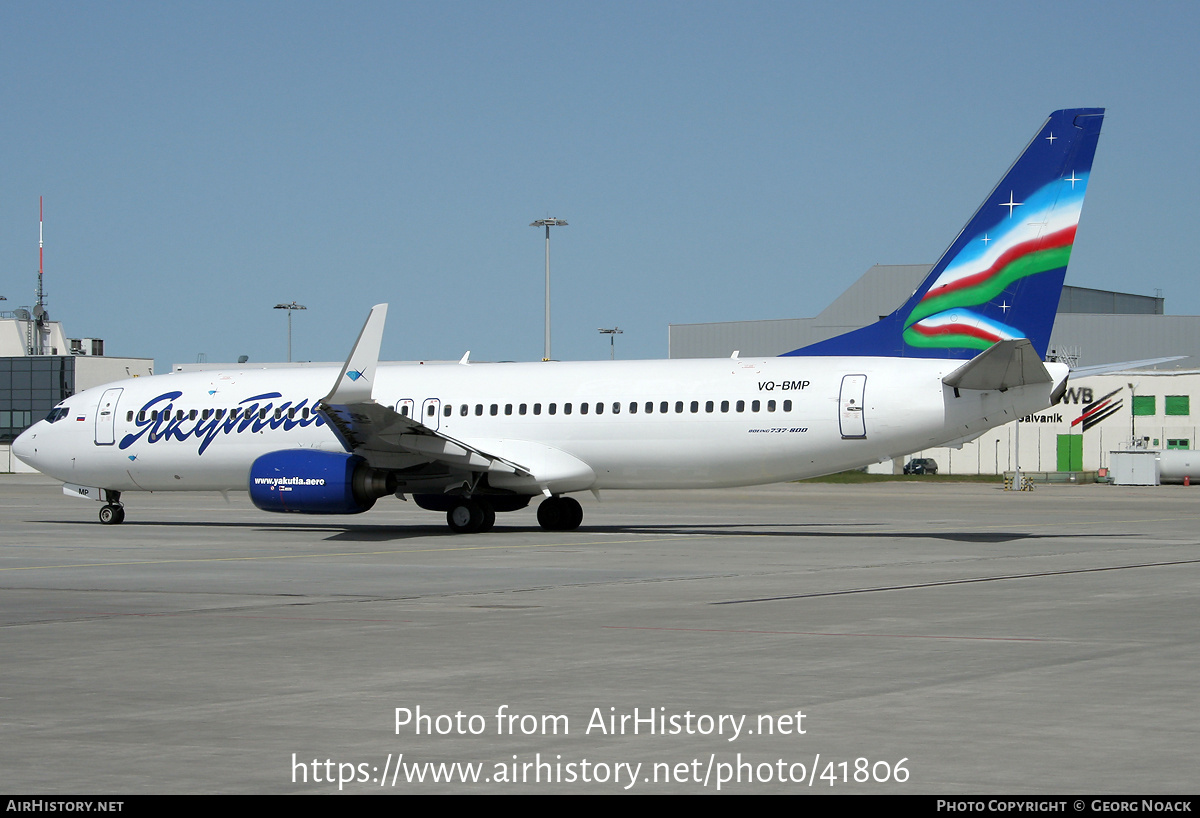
[0,309,152,471]
[670,265,1200,478]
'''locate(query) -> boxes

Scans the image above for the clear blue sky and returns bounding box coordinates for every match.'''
[2,1,1196,369]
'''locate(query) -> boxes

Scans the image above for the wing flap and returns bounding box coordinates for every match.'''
[319,399,532,476]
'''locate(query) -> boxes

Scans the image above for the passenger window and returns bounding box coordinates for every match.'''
[736,400,745,412]
[461,405,469,416]
[752,400,761,412]
[534,403,542,415]
[475,404,483,416]
[705,401,714,413]
[629,402,637,414]
[400,405,409,416]
[581,403,589,415]
[505,404,513,415]
[690,401,699,413]
[783,400,792,411]
[612,402,620,414]
[645,402,653,414]
[675,401,683,413]
[595,402,603,415]
[549,403,557,415]
[443,405,452,417]
[218,409,227,419]
[767,400,776,412]
[138,411,146,422]
[127,411,134,422]
[660,401,668,413]
[519,404,527,415]
[721,400,729,413]
[490,404,498,416]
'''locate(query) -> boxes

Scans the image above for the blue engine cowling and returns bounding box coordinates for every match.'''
[249,450,393,514]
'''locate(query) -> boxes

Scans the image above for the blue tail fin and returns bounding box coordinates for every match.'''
[784,108,1105,360]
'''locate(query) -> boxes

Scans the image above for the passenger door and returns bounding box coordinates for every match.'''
[94,388,123,446]
[838,375,866,439]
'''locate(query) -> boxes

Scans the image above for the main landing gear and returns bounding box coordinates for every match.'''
[99,490,125,525]
[446,499,497,534]
[443,495,583,533]
[536,496,583,531]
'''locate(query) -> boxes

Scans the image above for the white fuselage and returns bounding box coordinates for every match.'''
[13,355,1065,496]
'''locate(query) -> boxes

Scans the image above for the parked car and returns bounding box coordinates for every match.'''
[903,458,939,475]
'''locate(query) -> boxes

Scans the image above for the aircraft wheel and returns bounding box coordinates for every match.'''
[99,504,125,525]
[560,496,583,530]
[537,496,583,531]
[446,500,485,534]
[478,503,496,532]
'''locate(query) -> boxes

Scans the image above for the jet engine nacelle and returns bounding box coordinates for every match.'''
[249,450,395,514]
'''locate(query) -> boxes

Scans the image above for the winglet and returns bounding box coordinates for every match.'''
[323,304,388,404]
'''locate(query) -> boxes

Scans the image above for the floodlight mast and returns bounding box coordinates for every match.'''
[598,327,622,360]
[273,301,306,362]
[530,217,567,361]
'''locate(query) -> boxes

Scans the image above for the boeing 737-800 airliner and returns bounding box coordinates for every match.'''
[14,109,1106,533]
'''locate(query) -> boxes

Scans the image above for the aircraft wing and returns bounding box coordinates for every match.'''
[319,399,533,476]
[317,305,532,477]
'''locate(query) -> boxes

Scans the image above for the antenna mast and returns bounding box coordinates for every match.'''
[34,196,48,355]
[39,197,43,304]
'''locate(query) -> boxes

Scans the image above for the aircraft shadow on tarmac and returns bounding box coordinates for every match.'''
[33,517,1133,545]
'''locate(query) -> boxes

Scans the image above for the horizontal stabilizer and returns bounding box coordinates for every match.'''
[943,339,1050,391]
[1067,356,1186,378]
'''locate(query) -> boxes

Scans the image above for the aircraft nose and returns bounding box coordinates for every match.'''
[12,424,40,468]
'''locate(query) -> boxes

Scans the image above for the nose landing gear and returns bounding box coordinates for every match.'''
[98,490,125,525]
[99,504,126,525]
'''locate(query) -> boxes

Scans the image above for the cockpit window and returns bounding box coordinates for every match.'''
[45,407,70,424]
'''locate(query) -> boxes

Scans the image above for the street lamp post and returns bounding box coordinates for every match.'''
[598,327,623,360]
[273,301,306,363]
[530,217,567,361]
